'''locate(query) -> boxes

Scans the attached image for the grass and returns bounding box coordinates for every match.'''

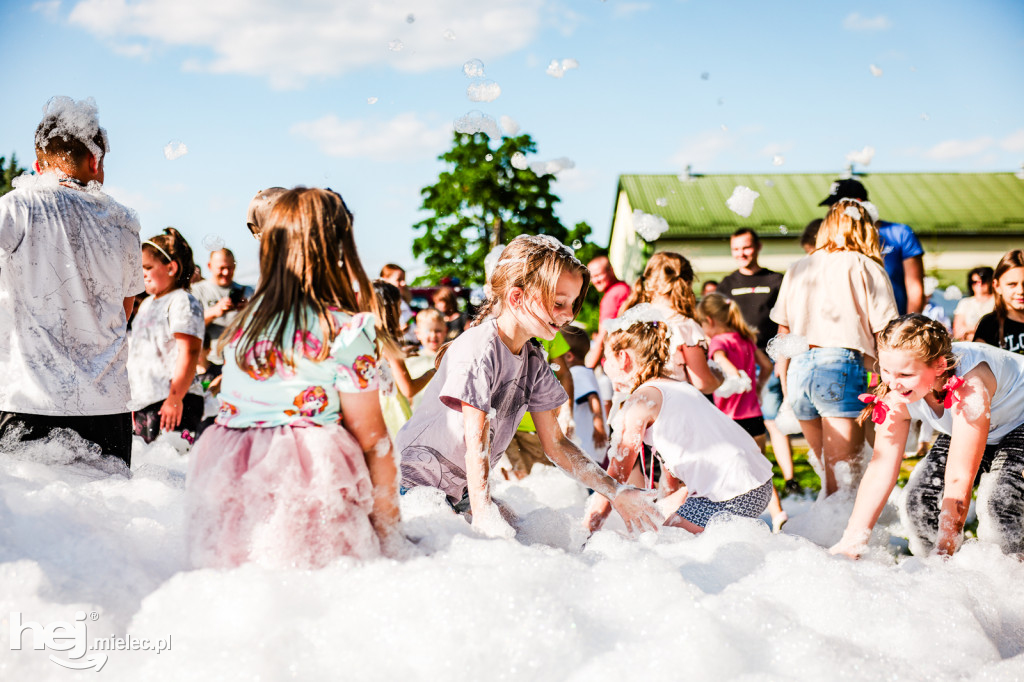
[765,443,925,495]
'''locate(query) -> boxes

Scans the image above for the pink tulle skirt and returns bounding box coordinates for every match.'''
[186,423,381,569]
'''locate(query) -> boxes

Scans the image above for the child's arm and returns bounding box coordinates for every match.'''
[754,347,774,395]
[159,333,202,432]
[711,349,740,377]
[551,354,576,438]
[339,389,413,558]
[775,324,791,398]
[384,347,435,399]
[535,393,659,535]
[680,344,723,394]
[830,399,911,559]
[936,369,993,555]
[586,393,608,451]
[461,402,516,539]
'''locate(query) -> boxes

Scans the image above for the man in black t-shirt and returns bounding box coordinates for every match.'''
[718,228,799,496]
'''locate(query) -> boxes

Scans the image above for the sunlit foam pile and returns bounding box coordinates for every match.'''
[1,434,1023,680]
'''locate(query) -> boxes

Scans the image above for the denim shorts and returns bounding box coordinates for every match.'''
[760,372,784,421]
[786,347,867,420]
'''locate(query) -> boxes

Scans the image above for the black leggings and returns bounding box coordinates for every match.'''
[902,423,1024,555]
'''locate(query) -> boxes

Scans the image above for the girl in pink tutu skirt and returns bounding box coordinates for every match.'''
[187,187,408,569]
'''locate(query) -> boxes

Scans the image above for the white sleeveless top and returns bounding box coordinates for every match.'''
[908,343,1024,444]
[642,380,773,501]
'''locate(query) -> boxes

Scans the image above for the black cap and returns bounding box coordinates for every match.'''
[819,178,868,206]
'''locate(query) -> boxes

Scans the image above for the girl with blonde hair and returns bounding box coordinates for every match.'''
[397,234,660,538]
[770,198,898,496]
[832,314,1024,558]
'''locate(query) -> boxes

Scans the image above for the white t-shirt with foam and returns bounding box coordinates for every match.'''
[127,288,205,408]
[642,379,773,502]
[0,177,143,415]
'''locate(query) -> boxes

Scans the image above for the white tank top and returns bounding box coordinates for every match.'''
[642,380,773,501]
[908,343,1024,444]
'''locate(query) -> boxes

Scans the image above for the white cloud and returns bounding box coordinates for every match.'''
[291,112,451,161]
[31,1,61,18]
[842,13,891,32]
[613,2,653,18]
[670,129,736,168]
[67,0,544,89]
[923,136,995,161]
[1000,129,1024,153]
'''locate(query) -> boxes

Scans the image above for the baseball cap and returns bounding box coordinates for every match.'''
[246,186,287,239]
[819,178,868,206]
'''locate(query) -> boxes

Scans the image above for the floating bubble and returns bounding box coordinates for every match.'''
[469,287,486,307]
[484,154,493,162]
[467,80,501,103]
[846,146,876,166]
[772,155,784,166]
[701,72,710,80]
[869,64,883,77]
[388,39,404,52]
[510,152,529,170]
[453,111,501,139]
[655,197,668,207]
[463,59,485,78]
[545,58,579,78]
[920,113,930,121]
[406,13,415,23]
[163,140,188,160]
[766,334,809,362]
[632,209,669,242]
[202,234,225,251]
[726,185,759,218]
[500,116,520,136]
[779,225,789,235]
[572,240,583,250]
[944,285,964,301]
[529,157,575,176]
[367,97,378,105]
[443,28,456,41]
[765,180,775,187]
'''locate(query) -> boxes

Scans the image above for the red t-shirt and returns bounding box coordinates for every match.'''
[599,281,632,325]
[708,331,762,420]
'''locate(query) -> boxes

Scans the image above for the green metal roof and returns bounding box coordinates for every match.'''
[616,172,1024,239]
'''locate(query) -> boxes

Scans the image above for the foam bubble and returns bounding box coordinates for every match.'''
[467,81,501,103]
[943,285,963,301]
[571,240,583,250]
[463,59,485,79]
[846,146,876,166]
[367,97,378,105]
[453,111,501,139]
[726,185,759,218]
[163,140,188,161]
[655,197,668,207]
[500,115,520,136]
[766,334,809,362]
[545,58,579,78]
[529,157,575,176]
[844,205,863,221]
[36,96,108,163]
[772,155,784,166]
[606,302,665,333]
[632,209,669,242]
[510,152,529,170]
[387,39,404,52]
[443,28,456,41]
[202,234,225,251]
[405,13,415,23]
[869,64,883,77]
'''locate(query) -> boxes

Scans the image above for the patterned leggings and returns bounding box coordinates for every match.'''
[902,423,1024,555]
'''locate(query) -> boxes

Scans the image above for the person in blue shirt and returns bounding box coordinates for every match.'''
[819,178,925,315]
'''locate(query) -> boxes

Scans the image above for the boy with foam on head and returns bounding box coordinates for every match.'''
[0,96,143,468]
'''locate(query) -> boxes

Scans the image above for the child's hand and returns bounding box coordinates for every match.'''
[829,528,870,560]
[592,426,608,451]
[583,494,613,533]
[471,501,517,539]
[159,397,184,432]
[611,486,660,534]
[377,526,420,560]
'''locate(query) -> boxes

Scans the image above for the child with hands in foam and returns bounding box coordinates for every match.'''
[128,228,204,446]
[832,314,1024,559]
[187,188,410,569]
[584,306,775,534]
[397,234,660,539]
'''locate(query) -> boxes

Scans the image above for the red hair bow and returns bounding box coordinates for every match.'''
[859,393,890,424]
[941,376,965,409]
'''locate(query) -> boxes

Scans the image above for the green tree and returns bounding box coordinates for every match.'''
[412,131,593,286]
[0,152,26,196]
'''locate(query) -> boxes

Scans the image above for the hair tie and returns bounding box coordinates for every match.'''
[858,393,890,424]
[940,375,965,409]
[143,240,172,262]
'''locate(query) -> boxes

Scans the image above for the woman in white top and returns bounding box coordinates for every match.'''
[952,266,995,341]
[584,311,773,534]
[770,199,898,495]
[832,315,1024,558]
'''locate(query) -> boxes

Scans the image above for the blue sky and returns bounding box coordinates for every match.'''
[2,0,1022,285]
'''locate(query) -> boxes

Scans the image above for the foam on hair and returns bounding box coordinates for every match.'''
[34,96,109,166]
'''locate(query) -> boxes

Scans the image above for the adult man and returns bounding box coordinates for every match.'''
[718,229,799,495]
[191,248,253,372]
[585,255,632,368]
[0,96,142,466]
[819,178,925,314]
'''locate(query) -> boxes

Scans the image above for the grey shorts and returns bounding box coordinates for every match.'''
[675,480,773,528]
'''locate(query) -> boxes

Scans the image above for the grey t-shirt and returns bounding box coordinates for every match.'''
[398,318,567,502]
[191,279,254,362]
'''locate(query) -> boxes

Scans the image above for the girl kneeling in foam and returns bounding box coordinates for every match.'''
[832,314,1024,558]
[584,307,775,533]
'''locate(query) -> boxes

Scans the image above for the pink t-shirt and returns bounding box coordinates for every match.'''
[708,331,762,420]
[599,281,632,325]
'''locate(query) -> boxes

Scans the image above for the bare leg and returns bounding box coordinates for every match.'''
[754,432,787,531]
[765,420,795,480]
[820,416,865,496]
[663,512,704,533]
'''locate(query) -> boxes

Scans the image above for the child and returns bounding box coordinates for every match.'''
[128,228,204,446]
[831,314,1024,558]
[621,252,721,393]
[697,293,788,531]
[973,250,1024,354]
[406,308,446,411]
[561,325,608,466]
[187,187,408,569]
[373,280,436,437]
[584,311,775,533]
[396,234,660,539]
[0,96,143,467]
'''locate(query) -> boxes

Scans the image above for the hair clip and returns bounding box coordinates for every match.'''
[858,393,890,424]
[940,375,965,409]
